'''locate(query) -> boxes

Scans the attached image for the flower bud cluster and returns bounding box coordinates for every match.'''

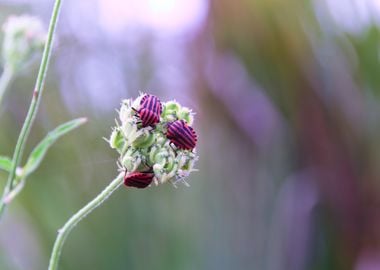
[109,94,198,187]
[2,15,46,72]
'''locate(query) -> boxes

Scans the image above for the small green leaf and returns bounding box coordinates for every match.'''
[23,118,87,177]
[0,156,12,172]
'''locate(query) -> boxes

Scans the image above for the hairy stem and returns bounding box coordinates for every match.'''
[0,65,14,106]
[0,0,63,218]
[48,173,124,270]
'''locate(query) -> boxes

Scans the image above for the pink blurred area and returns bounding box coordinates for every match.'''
[54,0,209,114]
[98,0,208,37]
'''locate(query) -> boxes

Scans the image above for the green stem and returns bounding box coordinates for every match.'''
[48,173,124,270]
[0,0,63,218]
[0,65,14,106]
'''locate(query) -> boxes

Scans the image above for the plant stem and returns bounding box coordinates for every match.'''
[48,173,124,270]
[0,0,63,218]
[0,65,14,106]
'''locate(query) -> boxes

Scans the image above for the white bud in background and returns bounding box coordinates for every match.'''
[2,15,47,72]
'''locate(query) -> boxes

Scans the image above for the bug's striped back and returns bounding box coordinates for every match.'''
[167,120,197,150]
[124,172,154,188]
[140,94,162,116]
[138,108,160,127]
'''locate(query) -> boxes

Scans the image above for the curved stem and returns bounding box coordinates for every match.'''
[48,173,124,270]
[0,65,14,106]
[0,0,63,218]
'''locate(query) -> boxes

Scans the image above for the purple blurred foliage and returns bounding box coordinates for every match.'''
[267,169,319,270]
[204,48,281,149]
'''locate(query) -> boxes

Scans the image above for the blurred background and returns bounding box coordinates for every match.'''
[1,0,380,269]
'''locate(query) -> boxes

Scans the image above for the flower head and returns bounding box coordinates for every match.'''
[2,15,46,71]
[109,93,198,188]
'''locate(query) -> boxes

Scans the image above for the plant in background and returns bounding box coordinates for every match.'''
[48,94,199,270]
[2,15,46,72]
[0,15,46,105]
[0,118,86,204]
[0,0,75,219]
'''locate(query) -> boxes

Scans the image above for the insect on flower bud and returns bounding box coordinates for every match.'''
[124,171,154,189]
[166,120,197,150]
[109,93,199,188]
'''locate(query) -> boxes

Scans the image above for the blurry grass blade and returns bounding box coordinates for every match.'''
[23,118,87,177]
[0,156,12,172]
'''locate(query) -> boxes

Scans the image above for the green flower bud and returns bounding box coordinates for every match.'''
[156,135,167,146]
[162,100,181,121]
[154,151,168,166]
[121,148,142,172]
[149,145,161,164]
[132,130,155,148]
[178,107,194,125]
[153,163,164,179]
[164,155,176,172]
[121,121,143,146]
[181,157,196,171]
[160,162,179,184]
[109,128,124,152]
[164,100,181,112]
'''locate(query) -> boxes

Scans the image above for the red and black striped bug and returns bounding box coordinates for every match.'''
[133,94,162,127]
[124,171,154,189]
[135,108,160,127]
[140,94,162,116]
[166,120,197,150]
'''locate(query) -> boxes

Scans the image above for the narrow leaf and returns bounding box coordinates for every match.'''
[0,156,12,172]
[23,118,87,177]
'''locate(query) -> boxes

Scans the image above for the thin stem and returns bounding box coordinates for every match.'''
[48,173,124,270]
[0,0,63,218]
[0,65,14,106]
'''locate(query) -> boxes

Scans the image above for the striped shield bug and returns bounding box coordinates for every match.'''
[132,94,162,127]
[136,108,160,127]
[124,171,154,189]
[166,120,197,150]
[140,94,162,116]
